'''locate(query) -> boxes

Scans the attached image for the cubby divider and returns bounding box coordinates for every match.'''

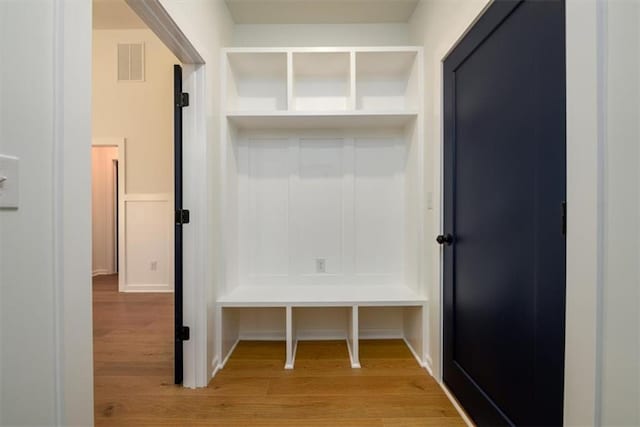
[347,305,360,368]
[285,306,296,369]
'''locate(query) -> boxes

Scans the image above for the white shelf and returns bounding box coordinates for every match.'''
[217,284,427,307]
[356,51,420,111]
[226,52,288,112]
[227,110,418,129]
[292,52,351,111]
[223,47,422,115]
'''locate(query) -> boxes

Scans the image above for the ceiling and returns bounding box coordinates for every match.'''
[93,0,420,29]
[93,0,147,30]
[224,0,420,24]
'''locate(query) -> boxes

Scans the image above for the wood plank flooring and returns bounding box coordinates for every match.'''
[93,275,464,426]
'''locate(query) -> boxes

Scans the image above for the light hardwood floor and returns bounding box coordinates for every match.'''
[93,274,464,426]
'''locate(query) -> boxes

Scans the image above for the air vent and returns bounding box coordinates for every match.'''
[117,43,145,82]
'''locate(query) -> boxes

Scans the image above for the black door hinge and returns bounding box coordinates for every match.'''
[177,92,189,108]
[562,201,567,237]
[176,209,190,225]
[177,326,190,341]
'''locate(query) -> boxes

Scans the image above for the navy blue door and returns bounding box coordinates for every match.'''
[442,1,566,425]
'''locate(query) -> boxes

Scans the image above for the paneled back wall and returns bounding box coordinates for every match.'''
[234,132,407,287]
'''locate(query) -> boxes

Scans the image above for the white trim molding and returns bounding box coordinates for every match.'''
[54,0,94,425]
[93,137,126,292]
[564,1,605,425]
[122,193,174,293]
[122,0,209,389]
[180,63,210,388]
[125,0,205,65]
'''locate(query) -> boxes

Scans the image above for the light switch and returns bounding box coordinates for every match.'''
[0,155,19,209]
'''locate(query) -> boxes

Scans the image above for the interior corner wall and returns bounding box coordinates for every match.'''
[93,28,177,292]
[156,0,234,384]
[232,23,410,47]
[408,0,491,380]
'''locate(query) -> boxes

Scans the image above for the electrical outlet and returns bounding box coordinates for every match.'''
[315,258,326,274]
[150,261,158,271]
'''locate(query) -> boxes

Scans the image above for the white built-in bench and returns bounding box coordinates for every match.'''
[216,285,428,372]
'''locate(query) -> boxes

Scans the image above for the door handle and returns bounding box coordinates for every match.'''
[436,234,454,246]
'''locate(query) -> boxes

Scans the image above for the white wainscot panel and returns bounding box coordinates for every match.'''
[241,139,290,282]
[354,138,405,281]
[294,139,344,280]
[124,197,173,292]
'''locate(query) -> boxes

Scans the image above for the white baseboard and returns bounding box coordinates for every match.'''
[241,331,347,342]
[425,355,434,375]
[239,332,286,341]
[92,269,113,277]
[295,329,347,340]
[440,382,475,427]
[121,283,173,293]
[236,330,403,341]
[219,338,240,370]
[402,336,426,368]
[359,329,403,339]
[210,357,220,379]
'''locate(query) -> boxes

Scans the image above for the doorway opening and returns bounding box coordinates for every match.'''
[92,145,119,279]
[90,0,181,403]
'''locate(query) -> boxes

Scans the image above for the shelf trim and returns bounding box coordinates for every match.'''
[226,110,419,117]
[217,285,428,307]
[223,46,423,55]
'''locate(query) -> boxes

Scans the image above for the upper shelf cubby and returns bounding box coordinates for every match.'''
[226,52,288,112]
[292,52,351,112]
[356,51,419,111]
[223,47,422,127]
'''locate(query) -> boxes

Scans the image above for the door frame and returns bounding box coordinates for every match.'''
[123,0,209,389]
[61,0,208,392]
[432,1,606,426]
[92,137,126,292]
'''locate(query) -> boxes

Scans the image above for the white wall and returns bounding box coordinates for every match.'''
[93,29,176,292]
[564,0,609,424]
[233,23,410,47]
[600,0,640,424]
[92,146,118,276]
[156,0,234,382]
[0,3,57,423]
[93,29,177,194]
[0,0,93,425]
[408,0,491,379]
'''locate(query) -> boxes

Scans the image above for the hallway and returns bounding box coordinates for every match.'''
[92,275,463,426]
